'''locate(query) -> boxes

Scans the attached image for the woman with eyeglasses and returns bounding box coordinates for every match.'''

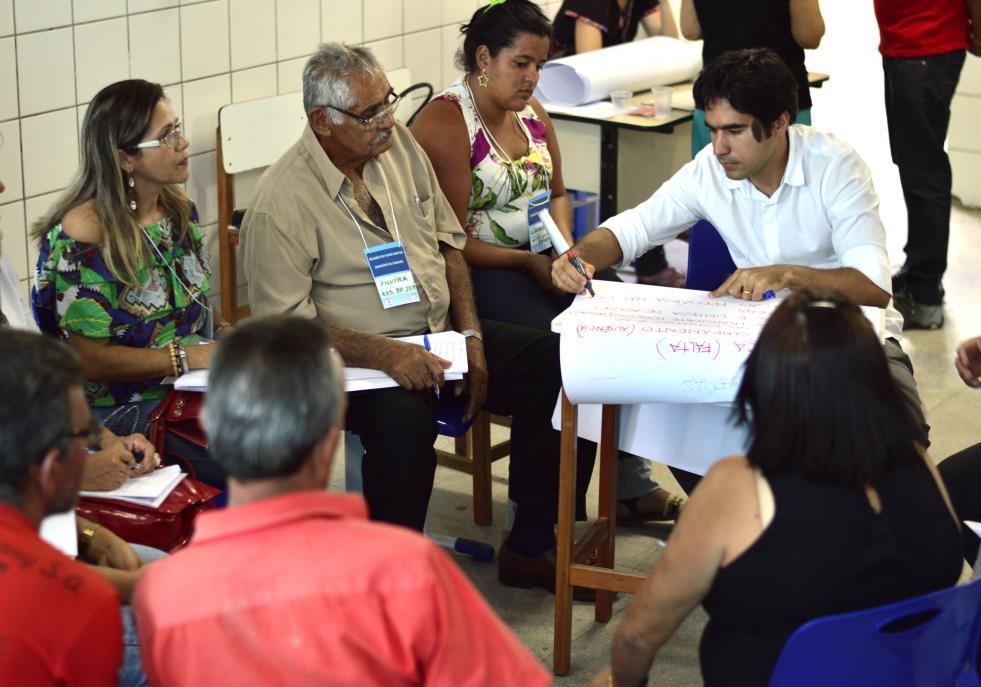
[32,79,223,483]
[412,0,685,533]
[590,291,962,687]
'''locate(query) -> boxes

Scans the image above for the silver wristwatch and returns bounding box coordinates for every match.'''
[460,328,483,342]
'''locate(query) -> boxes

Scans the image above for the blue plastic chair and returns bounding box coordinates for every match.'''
[685,220,737,292]
[767,577,981,687]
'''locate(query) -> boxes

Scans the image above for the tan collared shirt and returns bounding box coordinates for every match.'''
[241,122,465,336]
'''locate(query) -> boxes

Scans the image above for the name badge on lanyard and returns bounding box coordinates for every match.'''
[527,189,552,254]
[364,241,421,309]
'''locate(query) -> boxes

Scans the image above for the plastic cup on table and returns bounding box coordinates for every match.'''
[610,90,632,113]
[651,86,673,117]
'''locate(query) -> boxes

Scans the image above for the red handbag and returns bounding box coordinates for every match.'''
[147,390,207,471]
[76,477,221,552]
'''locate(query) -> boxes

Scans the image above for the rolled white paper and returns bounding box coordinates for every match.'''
[536,37,703,107]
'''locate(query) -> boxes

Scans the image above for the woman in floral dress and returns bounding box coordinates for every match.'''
[32,79,223,483]
[412,1,685,525]
[412,1,577,330]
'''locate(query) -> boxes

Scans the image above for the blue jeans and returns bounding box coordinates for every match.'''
[691,107,812,159]
[119,606,148,687]
[883,50,966,304]
[117,546,166,687]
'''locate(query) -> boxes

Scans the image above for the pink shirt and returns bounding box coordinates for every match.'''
[134,491,551,687]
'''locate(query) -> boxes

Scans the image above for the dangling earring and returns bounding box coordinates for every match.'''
[477,69,489,88]
[127,173,137,212]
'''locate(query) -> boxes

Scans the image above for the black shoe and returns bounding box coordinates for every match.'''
[498,541,597,601]
[893,289,943,330]
[892,270,945,303]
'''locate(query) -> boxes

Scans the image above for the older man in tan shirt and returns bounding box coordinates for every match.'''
[241,43,595,595]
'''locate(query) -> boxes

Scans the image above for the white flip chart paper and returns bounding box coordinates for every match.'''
[559,281,885,405]
[560,281,779,404]
[550,398,745,476]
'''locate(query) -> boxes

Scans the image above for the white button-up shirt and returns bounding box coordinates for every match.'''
[604,125,902,338]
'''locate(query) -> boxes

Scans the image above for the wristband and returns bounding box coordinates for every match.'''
[175,341,190,375]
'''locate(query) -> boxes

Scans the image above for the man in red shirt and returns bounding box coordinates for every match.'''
[874,0,981,329]
[0,330,123,686]
[134,315,552,687]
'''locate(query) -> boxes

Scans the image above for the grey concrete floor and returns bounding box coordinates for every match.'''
[332,3,981,683]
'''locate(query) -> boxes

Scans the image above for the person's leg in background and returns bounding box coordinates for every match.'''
[883,50,966,330]
[634,246,686,288]
[937,443,981,564]
[478,320,597,596]
[120,606,149,687]
[346,387,438,531]
[470,266,573,330]
[883,337,930,445]
[617,454,685,523]
[473,266,681,524]
[117,544,167,687]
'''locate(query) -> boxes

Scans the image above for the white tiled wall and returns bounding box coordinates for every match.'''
[0,0,565,308]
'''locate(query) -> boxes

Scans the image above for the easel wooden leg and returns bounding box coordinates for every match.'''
[553,390,577,676]
[595,404,619,622]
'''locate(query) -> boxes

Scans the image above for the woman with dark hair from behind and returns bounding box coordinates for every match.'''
[411,0,685,538]
[31,79,225,486]
[589,290,963,687]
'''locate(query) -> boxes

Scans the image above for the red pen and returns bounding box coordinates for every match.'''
[566,250,595,297]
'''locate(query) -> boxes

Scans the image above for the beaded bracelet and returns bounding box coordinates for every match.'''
[167,342,181,377]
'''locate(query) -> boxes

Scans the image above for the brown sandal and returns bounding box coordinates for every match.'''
[617,489,686,525]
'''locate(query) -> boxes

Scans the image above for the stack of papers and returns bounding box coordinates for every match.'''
[174,369,208,391]
[79,464,186,509]
[345,331,468,392]
[173,330,470,393]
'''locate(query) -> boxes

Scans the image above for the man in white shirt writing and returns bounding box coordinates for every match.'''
[552,48,926,488]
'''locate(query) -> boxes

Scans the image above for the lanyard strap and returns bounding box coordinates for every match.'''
[336,159,403,249]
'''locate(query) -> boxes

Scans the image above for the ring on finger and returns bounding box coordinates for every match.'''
[742,288,752,294]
